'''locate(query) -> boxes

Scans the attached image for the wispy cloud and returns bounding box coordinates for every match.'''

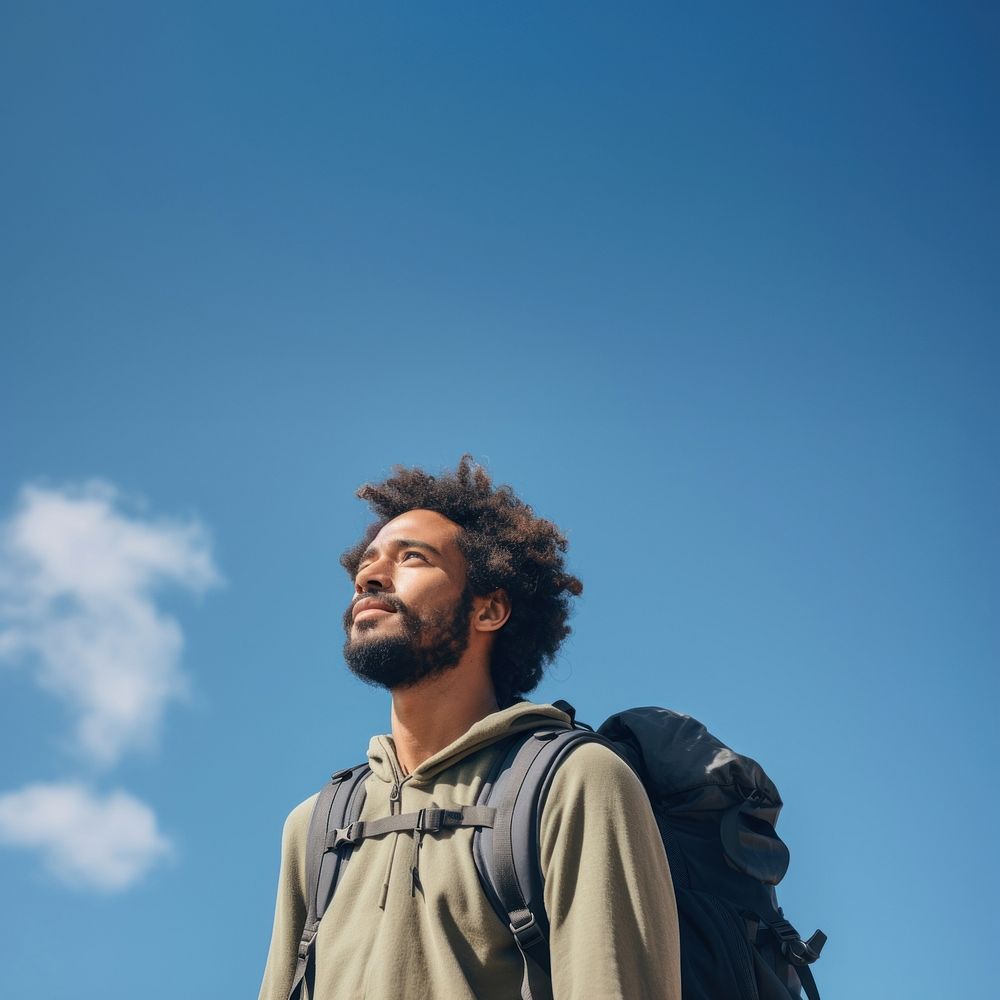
[0,783,172,891]
[0,481,221,766]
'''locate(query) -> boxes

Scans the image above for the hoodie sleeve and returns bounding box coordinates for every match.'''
[257,795,315,1000]
[539,741,681,1000]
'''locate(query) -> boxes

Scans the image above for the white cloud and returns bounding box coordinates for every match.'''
[0,782,171,891]
[0,481,221,766]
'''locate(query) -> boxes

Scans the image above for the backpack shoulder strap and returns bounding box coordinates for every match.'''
[287,763,371,1000]
[474,724,612,1000]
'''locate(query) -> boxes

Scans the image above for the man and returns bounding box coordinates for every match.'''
[258,458,681,1000]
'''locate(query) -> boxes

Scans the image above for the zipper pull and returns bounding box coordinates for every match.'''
[389,783,400,813]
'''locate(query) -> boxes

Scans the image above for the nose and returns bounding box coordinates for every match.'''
[355,556,391,594]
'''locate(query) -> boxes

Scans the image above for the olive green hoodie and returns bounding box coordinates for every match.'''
[258,701,681,1000]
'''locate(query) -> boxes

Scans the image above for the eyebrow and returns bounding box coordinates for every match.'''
[360,538,444,564]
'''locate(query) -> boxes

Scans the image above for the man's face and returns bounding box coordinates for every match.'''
[342,509,475,691]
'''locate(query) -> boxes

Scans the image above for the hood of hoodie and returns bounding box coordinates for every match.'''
[365,700,572,786]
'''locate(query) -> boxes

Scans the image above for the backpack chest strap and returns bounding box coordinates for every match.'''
[328,804,496,850]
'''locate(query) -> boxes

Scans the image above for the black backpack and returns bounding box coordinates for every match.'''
[287,704,826,1000]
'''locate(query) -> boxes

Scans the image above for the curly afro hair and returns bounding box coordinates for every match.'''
[341,456,583,706]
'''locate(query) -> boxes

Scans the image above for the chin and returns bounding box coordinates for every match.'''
[352,618,394,636]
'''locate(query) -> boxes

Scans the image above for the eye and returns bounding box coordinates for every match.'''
[402,550,428,562]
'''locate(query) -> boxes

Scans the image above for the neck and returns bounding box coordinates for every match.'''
[390,659,499,773]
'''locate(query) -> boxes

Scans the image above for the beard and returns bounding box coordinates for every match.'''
[342,587,474,691]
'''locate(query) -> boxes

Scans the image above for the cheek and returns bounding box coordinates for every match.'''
[406,573,464,604]
[411,582,468,623]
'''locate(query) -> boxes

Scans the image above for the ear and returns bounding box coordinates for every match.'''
[472,589,511,633]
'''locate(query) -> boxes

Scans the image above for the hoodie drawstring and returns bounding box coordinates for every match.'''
[378,832,400,910]
[410,827,425,896]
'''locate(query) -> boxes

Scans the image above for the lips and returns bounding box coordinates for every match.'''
[351,596,398,621]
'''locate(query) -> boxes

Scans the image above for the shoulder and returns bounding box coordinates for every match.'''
[284,792,319,832]
[537,737,668,891]
[279,792,320,860]
[545,738,647,806]
[539,737,655,858]
[269,792,320,905]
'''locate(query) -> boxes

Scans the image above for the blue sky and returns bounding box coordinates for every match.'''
[1,3,997,997]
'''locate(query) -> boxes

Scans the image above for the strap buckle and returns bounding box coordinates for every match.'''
[331,820,365,849]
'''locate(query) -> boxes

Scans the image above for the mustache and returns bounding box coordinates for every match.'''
[343,593,410,632]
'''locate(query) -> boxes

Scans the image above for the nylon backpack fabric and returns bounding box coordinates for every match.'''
[472,705,826,1000]
[287,763,371,1000]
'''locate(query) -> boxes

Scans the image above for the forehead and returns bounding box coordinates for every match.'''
[368,509,462,552]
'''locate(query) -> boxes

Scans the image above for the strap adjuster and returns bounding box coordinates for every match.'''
[296,926,317,961]
[509,911,546,951]
[770,919,799,942]
[770,920,826,966]
[414,808,464,834]
[415,808,441,833]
